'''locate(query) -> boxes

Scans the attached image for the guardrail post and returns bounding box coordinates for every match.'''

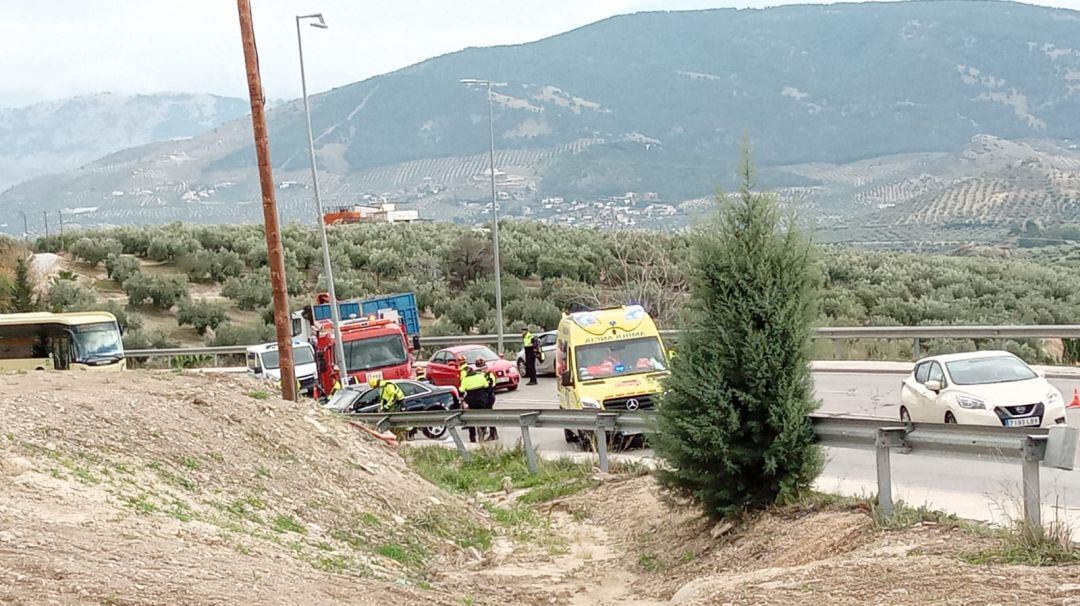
[518,412,540,474]
[445,413,471,462]
[1021,435,1047,530]
[912,338,920,360]
[595,413,617,473]
[834,338,844,360]
[874,427,908,517]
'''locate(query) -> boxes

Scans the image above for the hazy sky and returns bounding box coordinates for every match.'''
[1,0,1077,107]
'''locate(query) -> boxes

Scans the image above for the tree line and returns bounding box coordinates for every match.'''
[5,218,1080,359]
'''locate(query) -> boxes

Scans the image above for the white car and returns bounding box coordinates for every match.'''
[900,351,1068,428]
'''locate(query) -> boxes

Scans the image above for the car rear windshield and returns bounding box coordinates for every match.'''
[945,356,1037,386]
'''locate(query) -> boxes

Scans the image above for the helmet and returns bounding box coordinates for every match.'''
[367,376,380,388]
[474,357,487,368]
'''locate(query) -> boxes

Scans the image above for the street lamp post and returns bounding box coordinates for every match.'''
[461,78,506,353]
[297,13,348,382]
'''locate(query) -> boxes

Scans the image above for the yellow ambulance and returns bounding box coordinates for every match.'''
[555,305,669,443]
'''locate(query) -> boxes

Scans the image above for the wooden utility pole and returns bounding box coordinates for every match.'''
[237,0,296,401]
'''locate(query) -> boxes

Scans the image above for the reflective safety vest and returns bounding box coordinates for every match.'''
[522,330,535,348]
[459,367,494,393]
[378,381,405,411]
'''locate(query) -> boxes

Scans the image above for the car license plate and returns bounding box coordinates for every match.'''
[1005,417,1040,427]
[497,377,510,384]
[367,371,383,381]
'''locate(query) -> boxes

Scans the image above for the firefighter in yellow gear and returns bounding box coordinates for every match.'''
[368,376,405,412]
[369,376,407,442]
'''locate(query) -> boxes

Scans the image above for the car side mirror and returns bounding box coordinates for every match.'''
[925,379,942,392]
[499,352,505,359]
[560,370,573,387]
[412,335,421,351]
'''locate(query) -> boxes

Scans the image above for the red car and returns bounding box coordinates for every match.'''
[426,345,520,392]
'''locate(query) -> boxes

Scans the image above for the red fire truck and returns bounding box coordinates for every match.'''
[308,315,418,397]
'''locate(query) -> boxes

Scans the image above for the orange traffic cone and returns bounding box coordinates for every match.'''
[1068,389,1080,409]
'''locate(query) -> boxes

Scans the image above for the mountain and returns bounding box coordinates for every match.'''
[2,1,1080,235]
[777,135,1080,247]
[0,93,248,190]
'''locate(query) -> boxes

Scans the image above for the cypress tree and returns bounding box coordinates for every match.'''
[12,257,36,312]
[654,147,823,518]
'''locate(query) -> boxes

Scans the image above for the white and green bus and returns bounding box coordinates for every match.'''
[0,312,126,372]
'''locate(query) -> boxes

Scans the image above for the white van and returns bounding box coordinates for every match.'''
[246,341,320,398]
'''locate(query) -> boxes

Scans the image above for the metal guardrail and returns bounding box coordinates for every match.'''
[126,325,1080,363]
[128,346,249,357]
[344,408,1078,528]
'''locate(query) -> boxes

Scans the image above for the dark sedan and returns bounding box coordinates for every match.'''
[325,379,461,439]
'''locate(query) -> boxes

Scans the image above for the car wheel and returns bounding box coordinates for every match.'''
[900,406,912,424]
[945,411,957,424]
[421,406,448,440]
[422,425,447,440]
[506,384,518,392]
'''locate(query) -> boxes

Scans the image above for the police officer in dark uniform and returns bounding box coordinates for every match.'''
[522,326,539,385]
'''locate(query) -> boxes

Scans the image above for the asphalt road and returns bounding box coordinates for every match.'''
[457,370,1080,532]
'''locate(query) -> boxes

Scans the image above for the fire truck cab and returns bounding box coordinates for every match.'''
[310,315,416,397]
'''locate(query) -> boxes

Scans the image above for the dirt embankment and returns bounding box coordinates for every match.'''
[0,372,483,605]
[2,371,1078,606]
[437,475,1080,606]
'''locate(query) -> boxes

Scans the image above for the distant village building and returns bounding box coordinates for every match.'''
[323,202,419,225]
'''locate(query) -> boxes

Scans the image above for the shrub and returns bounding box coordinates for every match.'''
[209,322,274,346]
[436,296,489,333]
[122,328,177,350]
[99,300,144,334]
[105,254,141,283]
[446,234,493,288]
[123,273,189,310]
[504,297,562,332]
[45,280,98,312]
[654,151,823,518]
[222,274,272,310]
[147,233,200,263]
[177,299,231,335]
[70,237,123,267]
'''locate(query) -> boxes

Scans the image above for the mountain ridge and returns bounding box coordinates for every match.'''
[2,1,1079,238]
[0,92,249,191]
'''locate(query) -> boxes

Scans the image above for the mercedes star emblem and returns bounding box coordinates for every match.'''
[625,399,640,411]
